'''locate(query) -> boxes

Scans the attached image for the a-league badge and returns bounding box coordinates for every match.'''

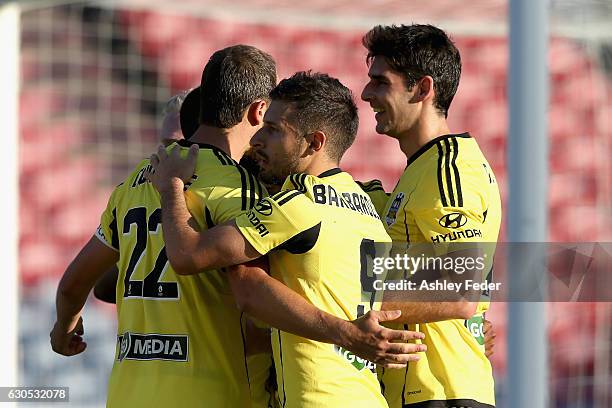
[385,192,405,226]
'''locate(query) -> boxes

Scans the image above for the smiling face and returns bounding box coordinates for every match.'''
[361,56,419,139]
[249,100,307,187]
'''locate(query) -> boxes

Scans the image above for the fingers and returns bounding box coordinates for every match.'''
[157,144,168,160]
[483,319,492,333]
[375,346,423,368]
[50,319,89,356]
[381,363,408,369]
[371,333,427,368]
[51,333,87,356]
[187,144,199,165]
[74,317,84,336]
[383,328,425,342]
[150,153,159,170]
[149,144,170,170]
[73,341,87,355]
[143,167,153,183]
[67,335,87,356]
[385,342,427,356]
[372,309,401,322]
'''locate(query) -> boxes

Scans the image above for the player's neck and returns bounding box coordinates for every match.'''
[189,125,248,161]
[302,157,340,179]
[398,114,451,161]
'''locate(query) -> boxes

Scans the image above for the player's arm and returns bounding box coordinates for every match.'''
[93,266,119,304]
[156,179,260,274]
[144,144,259,274]
[228,258,426,368]
[52,186,121,355]
[243,317,272,356]
[381,298,477,324]
[51,235,119,356]
[147,148,426,365]
[380,205,489,323]
[379,249,481,323]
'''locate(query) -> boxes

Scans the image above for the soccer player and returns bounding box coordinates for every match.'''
[148,71,427,407]
[51,45,278,407]
[93,88,199,304]
[86,81,277,408]
[360,25,502,407]
[52,47,419,407]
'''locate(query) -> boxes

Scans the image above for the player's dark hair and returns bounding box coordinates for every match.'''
[200,45,277,128]
[180,86,200,139]
[363,24,461,118]
[270,71,359,162]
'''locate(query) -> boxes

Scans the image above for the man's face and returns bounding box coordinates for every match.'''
[160,111,184,146]
[361,56,418,138]
[250,100,306,187]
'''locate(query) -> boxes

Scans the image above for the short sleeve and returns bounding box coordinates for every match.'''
[208,180,266,225]
[356,179,389,216]
[186,165,266,228]
[235,190,321,256]
[95,186,121,251]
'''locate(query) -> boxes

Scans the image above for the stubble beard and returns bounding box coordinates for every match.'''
[260,149,302,189]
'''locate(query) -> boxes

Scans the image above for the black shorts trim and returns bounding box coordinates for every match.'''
[404,399,494,408]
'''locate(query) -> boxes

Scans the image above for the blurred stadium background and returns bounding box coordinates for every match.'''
[6,0,611,406]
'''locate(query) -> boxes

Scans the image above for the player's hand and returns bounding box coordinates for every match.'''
[345,310,426,369]
[146,144,198,193]
[483,318,496,358]
[50,317,87,356]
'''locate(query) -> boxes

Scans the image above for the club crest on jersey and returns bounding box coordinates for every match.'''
[385,192,405,226]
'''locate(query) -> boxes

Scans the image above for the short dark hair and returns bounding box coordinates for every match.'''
[200,45,277,128]
[270,71,359,162]
[363,24,461,118]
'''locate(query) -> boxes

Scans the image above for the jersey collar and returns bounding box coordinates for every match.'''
[318,168,343,178]
[175,139,231,158]
[406,132,471,168]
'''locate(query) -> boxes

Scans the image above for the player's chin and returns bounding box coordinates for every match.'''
[375,123,391,135]
[258,165,270,177]
[259,170,278,186]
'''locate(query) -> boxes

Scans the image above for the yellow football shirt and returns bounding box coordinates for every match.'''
[356,179,390,215]
[378,133,501,408]
[96,140,271,407]
[235,169,391,408]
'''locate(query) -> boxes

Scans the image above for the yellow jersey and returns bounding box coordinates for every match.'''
[96,140,272,407]
[378,133,501,408]
[235,169,391,408]
[356,179,390,215]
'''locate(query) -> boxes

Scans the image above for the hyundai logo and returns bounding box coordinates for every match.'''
[255,199,273,216]
[439,212,467,229]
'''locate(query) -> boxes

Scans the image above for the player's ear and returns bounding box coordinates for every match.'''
[412,75,434,103]
[246,100,267,127]
[304,130,326,154]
